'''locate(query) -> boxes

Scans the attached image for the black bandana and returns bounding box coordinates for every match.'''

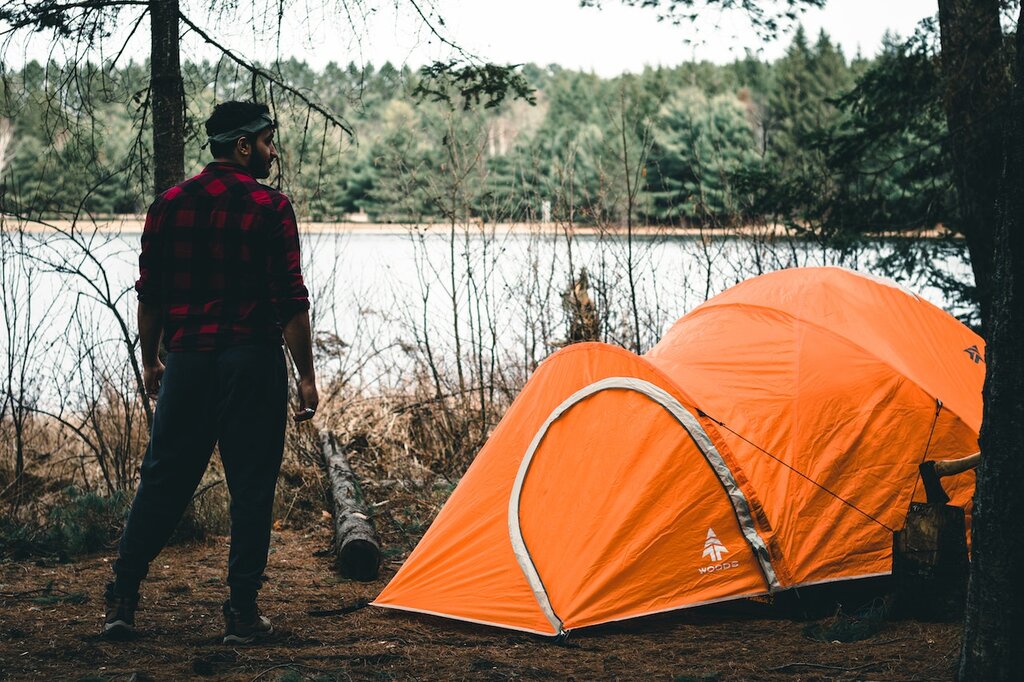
[206,113,275,146]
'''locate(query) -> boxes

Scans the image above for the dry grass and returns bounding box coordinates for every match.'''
[303,382,510,559]
[1,367,504,557]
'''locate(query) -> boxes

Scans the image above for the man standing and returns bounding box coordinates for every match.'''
[103,101,318,644]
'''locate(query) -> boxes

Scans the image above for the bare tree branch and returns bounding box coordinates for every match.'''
[177,10,354,137]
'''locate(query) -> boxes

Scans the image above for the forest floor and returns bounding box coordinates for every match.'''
[0,524,962,682]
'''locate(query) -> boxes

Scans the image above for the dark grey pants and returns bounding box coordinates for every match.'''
[113,345,287,606]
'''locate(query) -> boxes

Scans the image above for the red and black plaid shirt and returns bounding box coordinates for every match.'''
[135,162,310,351]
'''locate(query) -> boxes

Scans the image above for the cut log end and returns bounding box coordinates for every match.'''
[339,539,381,582]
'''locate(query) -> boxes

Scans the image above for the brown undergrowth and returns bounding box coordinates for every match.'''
[1,374,501,564]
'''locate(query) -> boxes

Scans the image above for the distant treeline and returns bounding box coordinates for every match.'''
[0,26,949,233]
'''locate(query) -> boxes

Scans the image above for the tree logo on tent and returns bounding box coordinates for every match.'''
[702,528,729,562]
[964,345,985,364]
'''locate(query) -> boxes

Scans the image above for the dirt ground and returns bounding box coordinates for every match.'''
[0,525,962,681]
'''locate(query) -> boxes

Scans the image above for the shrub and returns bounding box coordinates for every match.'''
[0,515,47,560]
[0,486,128,561]
[44,486,129,560]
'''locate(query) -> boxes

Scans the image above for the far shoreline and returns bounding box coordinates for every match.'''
[1,216,957,239]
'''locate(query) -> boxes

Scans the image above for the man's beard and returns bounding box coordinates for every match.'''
[249,153,272,179]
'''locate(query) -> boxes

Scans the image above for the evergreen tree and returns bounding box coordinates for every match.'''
[759,26,854,228]
[647,89,758,224]
[360,100,436,222]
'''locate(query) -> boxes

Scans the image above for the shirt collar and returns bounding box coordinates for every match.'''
[203,161,254,178]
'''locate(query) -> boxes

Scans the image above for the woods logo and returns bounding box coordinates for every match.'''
[698,528,740,575]
[702,528,729,562]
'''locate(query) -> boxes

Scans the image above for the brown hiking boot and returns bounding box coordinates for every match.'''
[222,600,274,644]
[102,582,138,639]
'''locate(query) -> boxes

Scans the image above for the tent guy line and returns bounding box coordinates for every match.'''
[696,408,897,533]
[908,399,944,505]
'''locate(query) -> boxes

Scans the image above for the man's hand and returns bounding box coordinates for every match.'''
[143,361,165,399]
[138,301,165,399]
[293,376,319,423]
[283,310,318,424]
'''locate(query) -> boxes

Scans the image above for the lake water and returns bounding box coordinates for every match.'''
[1,226,974,406]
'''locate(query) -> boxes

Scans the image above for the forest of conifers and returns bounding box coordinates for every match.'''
[0,26,950,233]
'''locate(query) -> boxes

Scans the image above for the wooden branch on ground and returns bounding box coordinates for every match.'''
[306,599,371,617]
[767,661,893,673]
[320,430,381,581]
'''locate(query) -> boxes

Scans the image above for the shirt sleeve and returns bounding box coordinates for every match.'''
[266,195,310,324]
[135,196,166,305]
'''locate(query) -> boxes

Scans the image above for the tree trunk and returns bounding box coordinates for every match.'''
[150,0,184,194]
[936,0,1007,329]
[957,5,1024,680]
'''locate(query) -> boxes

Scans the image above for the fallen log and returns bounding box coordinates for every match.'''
[320,430,381,581]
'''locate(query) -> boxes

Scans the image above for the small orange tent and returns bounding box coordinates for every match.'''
[373,267,985,636]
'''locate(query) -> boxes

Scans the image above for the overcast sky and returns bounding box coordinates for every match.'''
[4,0,937,75]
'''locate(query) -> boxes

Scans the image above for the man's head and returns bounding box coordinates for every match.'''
[205,101,277,179]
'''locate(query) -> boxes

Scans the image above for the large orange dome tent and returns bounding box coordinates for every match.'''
[647,267,983,586]
[373,267,984,636]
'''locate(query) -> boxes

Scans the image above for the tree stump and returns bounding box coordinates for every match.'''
[892,502,968,621]
[320,430,381,581]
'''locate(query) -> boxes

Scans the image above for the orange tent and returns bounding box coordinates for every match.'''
[374,267,985,636]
